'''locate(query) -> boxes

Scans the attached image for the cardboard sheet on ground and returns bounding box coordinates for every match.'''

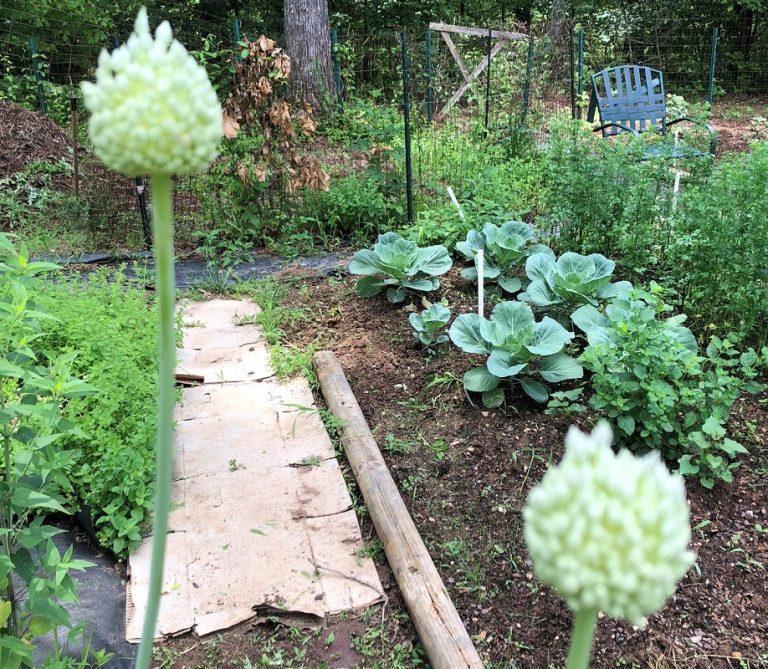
[126,300,383,642]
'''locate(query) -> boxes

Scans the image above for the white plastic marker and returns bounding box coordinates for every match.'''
[477,249,485,317]
[447,186,465,219]
[672,130,682,212]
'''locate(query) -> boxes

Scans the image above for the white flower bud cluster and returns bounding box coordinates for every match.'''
[523,422,694,626]
[82,8,221,176]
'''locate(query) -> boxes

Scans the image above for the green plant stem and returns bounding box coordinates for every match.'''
[135,172,175,669]
[566,608,598,669]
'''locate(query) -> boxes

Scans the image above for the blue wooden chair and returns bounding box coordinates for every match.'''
[586,65,716,157]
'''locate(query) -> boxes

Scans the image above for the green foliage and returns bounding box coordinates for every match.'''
[456,221,549,294]
[36,271,158,556]
[667,141,768,346]
[349,232,452,303]
[449,301,582,406]
[0,234,96,668]
[409,303,451,349]
[570,289,766,487]
[518,248,632,321]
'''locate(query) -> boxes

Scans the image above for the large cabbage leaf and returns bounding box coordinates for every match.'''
[349,232,452,303]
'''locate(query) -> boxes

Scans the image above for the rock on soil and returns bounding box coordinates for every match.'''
[0,100,72,178]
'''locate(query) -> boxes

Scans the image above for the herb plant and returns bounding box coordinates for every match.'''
[348,232,452,303]
[409,303,451,349]
[455,221,550,294]
[570,290,766,487]
[518,248,632,322]
[449,301,582,407]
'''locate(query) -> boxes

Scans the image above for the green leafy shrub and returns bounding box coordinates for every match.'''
[449,301,583,407]
[456,221,549,294]
[570,289,766,488]
[409,303,451,349]
[667,141,768,346]
[36,271,158,555]
[0,234,96,667]
[518,248,632,322]
[349,232,452,303]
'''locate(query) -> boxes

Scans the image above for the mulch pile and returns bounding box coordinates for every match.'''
[0,100,72,178]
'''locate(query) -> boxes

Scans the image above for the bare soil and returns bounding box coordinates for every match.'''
[157,270,767,669]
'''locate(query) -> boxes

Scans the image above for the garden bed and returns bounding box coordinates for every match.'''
[159,270,767,668]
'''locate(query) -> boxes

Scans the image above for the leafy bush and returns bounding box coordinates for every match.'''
[667,142,768,346]
[36,271,158,555]
[570,289,766,488]
[0,234,96,667]
[518,248,632,322]
[409,303,451,349]
[449,301,583,407]
[456,221,549,294]
[349,232,452,303]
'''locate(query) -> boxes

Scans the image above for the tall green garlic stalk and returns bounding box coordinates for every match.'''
[81,9,221,669]
[523,422,694,669]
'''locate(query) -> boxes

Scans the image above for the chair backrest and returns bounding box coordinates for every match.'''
[587,65,666,136]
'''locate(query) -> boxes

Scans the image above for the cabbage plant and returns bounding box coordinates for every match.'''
[409,303,451,348]
[449,301,582,407]
[455,221,549,294]
[348,232,452,303]
[518,249,632,320]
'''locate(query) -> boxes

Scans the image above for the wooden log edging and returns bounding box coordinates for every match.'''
[313,351,485,669]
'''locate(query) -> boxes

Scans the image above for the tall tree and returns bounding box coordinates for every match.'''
[284,0,336,110]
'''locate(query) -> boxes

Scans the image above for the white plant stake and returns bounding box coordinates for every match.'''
[447,185,465,219]
[672,129,682,213]
[523,422,694,669]
[82,8,221,669]
[477,248,484,317]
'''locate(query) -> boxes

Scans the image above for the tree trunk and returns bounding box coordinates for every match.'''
[284,0,336,111]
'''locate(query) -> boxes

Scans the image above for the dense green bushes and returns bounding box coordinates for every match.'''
[36,271,158,556]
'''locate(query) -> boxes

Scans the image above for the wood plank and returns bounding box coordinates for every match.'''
[313,351,485,669]
[436,38,509,121]
[441,31,472,82]
[429,21,526,41]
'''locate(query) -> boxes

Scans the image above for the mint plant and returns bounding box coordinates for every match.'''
[0,234,95,668]
[348,232,452,303]
[455,221,549,294]
[570,289,766,487]
[449,301,582,407]
[409,303,451,349]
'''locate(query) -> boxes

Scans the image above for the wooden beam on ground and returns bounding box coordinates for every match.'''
[429,21,526,41]
[313,351,485,669]
[435,38,509,121]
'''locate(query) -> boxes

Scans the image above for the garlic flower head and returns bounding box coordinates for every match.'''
[81,7,221,176]
[523,421,694,626]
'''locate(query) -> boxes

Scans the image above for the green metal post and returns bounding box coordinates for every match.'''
[400,31,414,224]
[331,29,343,113]
[708,26,718,105]
[577,29,584,119]
[484,27,492,129]
[28,37,46,115]
[233,17,242,62]
[569,28,576,119]
[521,33,535,125]
[426,30,434,123]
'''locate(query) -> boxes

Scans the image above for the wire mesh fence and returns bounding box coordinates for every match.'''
[2,6,767,252]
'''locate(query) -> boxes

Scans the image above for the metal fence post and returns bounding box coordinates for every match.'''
[521,33,535,125]
[70,96,80,195]
[28,37,47,114]
[484,27,492,129]
[426,30,433,123]
[569,27,576,119]
[400,31,414,224]
[708,26,718,105]
[331,28,344,113]
[114,36,152,249]
[577,29,584,119]
[233,17,242,63]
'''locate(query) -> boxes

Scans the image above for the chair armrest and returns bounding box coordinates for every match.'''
[667,117,717,155]
[592,122,640,137]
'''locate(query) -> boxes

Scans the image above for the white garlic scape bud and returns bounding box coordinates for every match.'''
[523,422,694,626]
[81,7,221,176]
